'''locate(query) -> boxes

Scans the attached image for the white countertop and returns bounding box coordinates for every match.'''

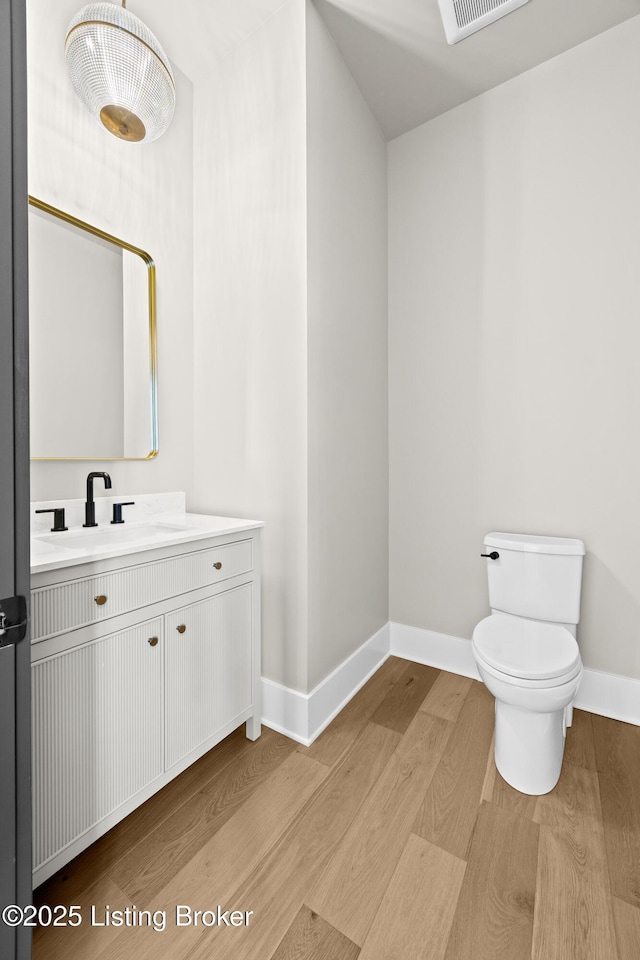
[31,513,263,575]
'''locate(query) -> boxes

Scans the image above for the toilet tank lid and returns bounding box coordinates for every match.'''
[484,532,585,556]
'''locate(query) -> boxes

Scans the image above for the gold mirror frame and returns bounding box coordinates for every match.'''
[28,196,158,460]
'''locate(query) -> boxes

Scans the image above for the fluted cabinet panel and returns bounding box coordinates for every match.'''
[32,539,252,640]
[32,618,163,871]
[31,527,261,887]
[165,584,252,769]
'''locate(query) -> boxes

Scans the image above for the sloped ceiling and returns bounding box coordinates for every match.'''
[311,0,640,139]
[132,0,640,140]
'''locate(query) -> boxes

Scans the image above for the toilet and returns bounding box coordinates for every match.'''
[472,532,585,795]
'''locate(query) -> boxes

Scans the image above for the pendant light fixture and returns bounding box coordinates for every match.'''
[65,0,175,143]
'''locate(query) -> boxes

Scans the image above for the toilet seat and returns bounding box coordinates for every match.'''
[474,651,582,689]
[472,613,581,683]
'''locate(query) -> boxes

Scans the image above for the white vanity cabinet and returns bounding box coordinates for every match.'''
[30,525,261,887]
[32,617,165,876]
[164,585,253,769]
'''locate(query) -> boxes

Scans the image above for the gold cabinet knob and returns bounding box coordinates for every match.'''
[176,624,187,634]
[94,595,108,606]
[148,636,159,647]
[213,562,222,570]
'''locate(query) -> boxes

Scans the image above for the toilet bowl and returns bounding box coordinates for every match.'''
[474,532,585,796]
[473,613,582,794]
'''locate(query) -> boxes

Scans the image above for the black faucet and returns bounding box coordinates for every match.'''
[83,472,112,527]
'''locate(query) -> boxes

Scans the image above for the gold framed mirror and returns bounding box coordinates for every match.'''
[28,196,158,460]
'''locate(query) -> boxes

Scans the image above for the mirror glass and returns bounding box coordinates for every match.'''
[28,197,158,460]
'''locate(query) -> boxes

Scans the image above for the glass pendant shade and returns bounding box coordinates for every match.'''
[65,2,175,143]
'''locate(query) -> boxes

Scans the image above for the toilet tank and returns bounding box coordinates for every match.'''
[483,532,585,625]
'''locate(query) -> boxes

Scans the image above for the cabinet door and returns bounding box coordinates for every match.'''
[165,584,252,769]
[31,618,163,872]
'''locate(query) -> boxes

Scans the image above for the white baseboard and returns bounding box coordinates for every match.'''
[574,669,640,727]
[262,621,640,746]
[390,622,480,680]
[390,621,640,727]
[261,623,391,745]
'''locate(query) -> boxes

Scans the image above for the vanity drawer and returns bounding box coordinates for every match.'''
[31,539,253,641]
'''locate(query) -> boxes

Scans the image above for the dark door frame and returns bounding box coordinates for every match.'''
[0,0,33,957]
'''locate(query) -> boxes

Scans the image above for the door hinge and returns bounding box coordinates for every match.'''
[0,595,28,646]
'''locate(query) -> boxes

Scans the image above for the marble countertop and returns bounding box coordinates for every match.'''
[31,498,263,575]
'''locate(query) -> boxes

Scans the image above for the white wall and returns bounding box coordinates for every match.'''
[305,1,388,690]
[192,0,388,695]
[191,1,309,692]
[28,0,194,501]
[389,17,640,680]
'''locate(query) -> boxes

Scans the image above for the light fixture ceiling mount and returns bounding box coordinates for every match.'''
[65,0,176,143]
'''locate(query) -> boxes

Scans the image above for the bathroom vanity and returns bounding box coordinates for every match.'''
[30,494,262,887]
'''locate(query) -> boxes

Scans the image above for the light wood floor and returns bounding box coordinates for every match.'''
[33,657,640,960]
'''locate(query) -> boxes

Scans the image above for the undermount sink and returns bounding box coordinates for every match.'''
[30,498,264,575]
[35,522,191,549]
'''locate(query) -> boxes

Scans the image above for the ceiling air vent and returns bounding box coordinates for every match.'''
[438,0,531,45]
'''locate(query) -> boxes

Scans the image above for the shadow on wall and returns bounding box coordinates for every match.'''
[579,551,640,680]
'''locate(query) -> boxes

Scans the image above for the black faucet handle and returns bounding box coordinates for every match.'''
[35,508,68,532]
[111,502,135,525]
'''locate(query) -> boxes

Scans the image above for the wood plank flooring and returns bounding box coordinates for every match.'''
[33,656,640,960]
